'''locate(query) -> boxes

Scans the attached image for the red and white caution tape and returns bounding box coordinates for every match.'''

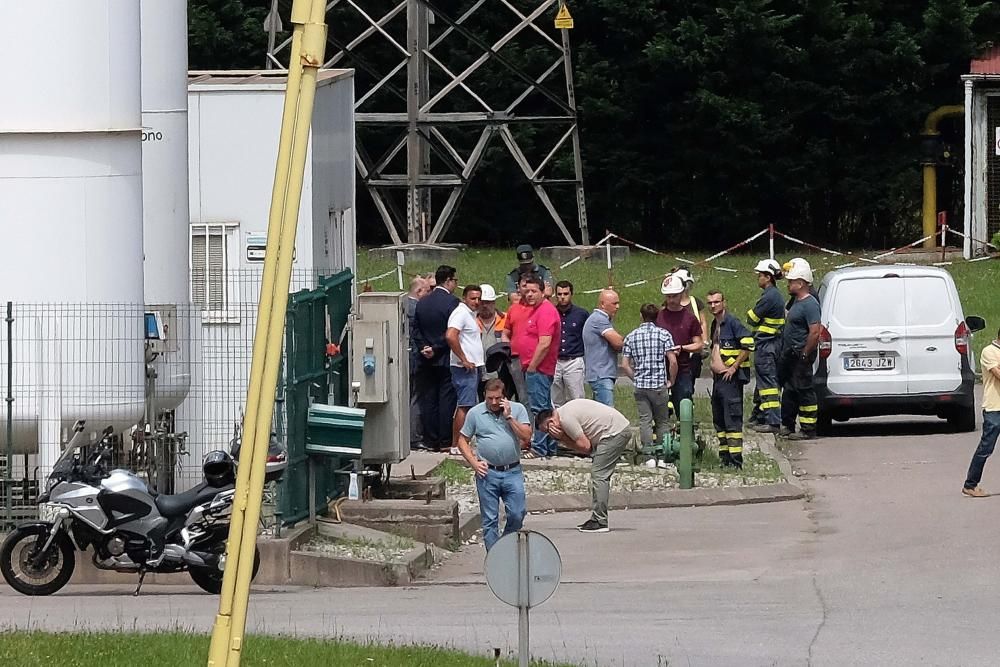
[701,227,769,263]
[870,234,936,261]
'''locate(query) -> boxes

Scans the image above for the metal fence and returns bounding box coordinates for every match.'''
[0,269,343,529]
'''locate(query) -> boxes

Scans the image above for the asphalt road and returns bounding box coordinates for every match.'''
[2,388,997,666]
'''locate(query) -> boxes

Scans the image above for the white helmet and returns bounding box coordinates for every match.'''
[783,258,814,284]
[672,267,694,285]
[479,284,497,301]
[660,273,686,295]
[753,259,783,277]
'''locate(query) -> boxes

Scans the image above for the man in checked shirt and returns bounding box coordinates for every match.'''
[622,304,678,467]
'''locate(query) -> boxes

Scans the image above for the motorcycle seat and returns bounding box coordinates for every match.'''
[154,482,232,518]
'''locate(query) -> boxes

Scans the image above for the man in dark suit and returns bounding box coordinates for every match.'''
[412,265,460,451]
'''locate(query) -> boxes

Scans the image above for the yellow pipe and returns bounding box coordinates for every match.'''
[207,0,327,665]
[920,105,963,248]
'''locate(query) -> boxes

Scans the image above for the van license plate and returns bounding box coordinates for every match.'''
[844,356,894,371]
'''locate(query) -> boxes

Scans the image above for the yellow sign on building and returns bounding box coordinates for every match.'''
[555,4,573,29]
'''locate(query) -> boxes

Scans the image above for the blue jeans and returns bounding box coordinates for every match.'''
[475,467,526,551]
[965,411,1000,489]
[589,378,615,407]
[526,371,557,456]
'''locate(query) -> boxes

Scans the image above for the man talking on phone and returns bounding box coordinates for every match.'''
[456,379,533,550]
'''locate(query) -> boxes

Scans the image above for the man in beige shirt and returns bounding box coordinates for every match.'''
[536,399,631,532]
[963,329,1000,497]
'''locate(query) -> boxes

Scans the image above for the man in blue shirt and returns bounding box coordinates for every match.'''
[552,280,589,408]
[707,291,755,468]
[583,289,624,406]
[779,258,822,440]
[456,378,533,550]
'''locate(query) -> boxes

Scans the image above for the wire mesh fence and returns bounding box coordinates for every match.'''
[0,269,330,527]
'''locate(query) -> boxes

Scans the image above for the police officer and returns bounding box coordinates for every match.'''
[707,290,754,467]
[779,258,821,440]
[505,244,554,298]
[747,259,786,433]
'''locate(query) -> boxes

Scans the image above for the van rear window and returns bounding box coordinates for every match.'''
[832,278,905,327]
[903,276,952,326]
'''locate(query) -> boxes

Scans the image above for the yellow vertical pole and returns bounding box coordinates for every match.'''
[922,164,937,250]
[206,1,327,665]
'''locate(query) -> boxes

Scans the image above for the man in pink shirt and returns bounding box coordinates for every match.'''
[515,275,561,458]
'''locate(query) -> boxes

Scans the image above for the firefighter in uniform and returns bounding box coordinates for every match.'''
[747,259,786,433]
[778,258,822,440]
[707,290,754,468]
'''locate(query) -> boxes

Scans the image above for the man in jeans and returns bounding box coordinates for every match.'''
[622,304,677,467]
[456,379,533,549]
[583,289,624,406]
[537,399,632,533]
[551,280,589,408]
[511,275,561,458]
[446,284,484,455]
[963,329,1000,497]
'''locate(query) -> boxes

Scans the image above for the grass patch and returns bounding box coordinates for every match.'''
[359,247,1000,361]
[431,458,474,485]
[0,631,574,666]
[302,533,416,562]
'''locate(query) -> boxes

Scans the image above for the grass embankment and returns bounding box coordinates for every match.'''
[0,631,574,667]
[358,247,1000,360]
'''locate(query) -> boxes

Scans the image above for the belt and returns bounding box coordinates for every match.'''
[558,355,582,360]
[487,461,521,472]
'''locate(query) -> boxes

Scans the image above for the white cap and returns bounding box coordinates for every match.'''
[753,259,783,277]
[783,258,814,284]
[479,284,497,301]
[673,267,694,285]
[660,274,686,295]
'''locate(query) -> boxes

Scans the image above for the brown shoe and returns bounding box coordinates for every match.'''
[963,486,989,498]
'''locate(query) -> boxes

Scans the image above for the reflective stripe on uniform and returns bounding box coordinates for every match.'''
[725,432,743,440]
[760,401,781,410]
[799,416,818,424]
[763,317,785,325]
[799,404,818,424]
[759,388,780,397]
[756,324,781,335]
[746,309,761,323]
[800,405,818,412]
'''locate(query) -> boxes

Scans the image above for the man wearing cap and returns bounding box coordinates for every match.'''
[779,258,822,440]
[747,259,786,433]
[656,274,704,412]
[505,244,554,298]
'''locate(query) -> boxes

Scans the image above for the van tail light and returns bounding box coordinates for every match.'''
[818,325,832,359]
[955,321,971,355]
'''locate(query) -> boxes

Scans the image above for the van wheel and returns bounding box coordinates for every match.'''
[948,406,977,433]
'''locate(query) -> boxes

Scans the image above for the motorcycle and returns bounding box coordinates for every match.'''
[0,421,263,596]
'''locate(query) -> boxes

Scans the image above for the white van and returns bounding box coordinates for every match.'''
[814,266,985,432]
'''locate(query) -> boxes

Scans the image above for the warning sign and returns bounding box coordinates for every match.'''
[555,4,573,29]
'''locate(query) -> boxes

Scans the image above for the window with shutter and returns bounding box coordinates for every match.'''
[190,223,237,321]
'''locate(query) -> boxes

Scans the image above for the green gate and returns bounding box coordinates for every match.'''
[278,270,353,525]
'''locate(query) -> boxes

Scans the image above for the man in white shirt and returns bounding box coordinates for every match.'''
[446,285,485,455]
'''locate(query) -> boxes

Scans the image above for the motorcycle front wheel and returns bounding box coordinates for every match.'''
[0,524,76,596]
[189,546,260,594]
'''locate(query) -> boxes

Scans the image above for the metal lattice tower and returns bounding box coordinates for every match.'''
[265,0,590,245]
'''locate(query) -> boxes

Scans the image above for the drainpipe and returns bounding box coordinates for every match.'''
[963,81,974,259]
[921,105,964,248]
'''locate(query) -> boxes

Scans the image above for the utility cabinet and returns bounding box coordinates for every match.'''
[350,292,409,464]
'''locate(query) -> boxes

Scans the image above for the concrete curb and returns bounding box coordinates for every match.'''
[525,482,804,514]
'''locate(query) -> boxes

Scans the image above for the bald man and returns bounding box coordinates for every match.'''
[583,289,624,407]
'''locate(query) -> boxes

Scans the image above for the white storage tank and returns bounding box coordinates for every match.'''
[0,0,146,471]
[141,0,192,413]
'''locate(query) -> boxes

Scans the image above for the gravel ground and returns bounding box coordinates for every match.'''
[444,431,785,514]
[300,535,415,563]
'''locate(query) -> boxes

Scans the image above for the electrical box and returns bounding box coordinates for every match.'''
[350,292,409,464]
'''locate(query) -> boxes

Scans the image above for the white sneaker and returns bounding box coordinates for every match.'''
[643,458,657,468]
[656,460,670,469]
[449,447,460,456]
